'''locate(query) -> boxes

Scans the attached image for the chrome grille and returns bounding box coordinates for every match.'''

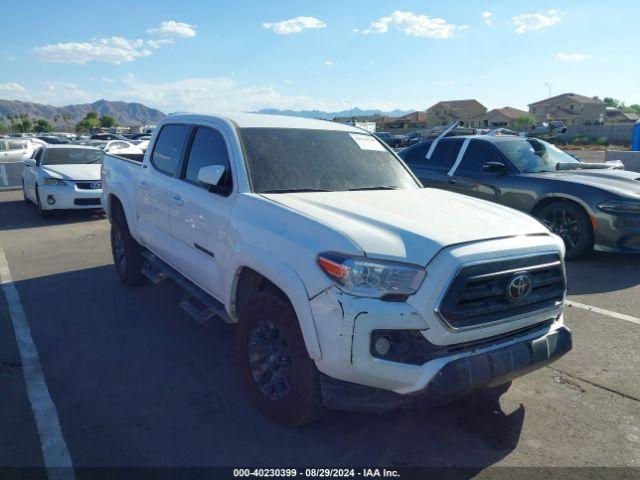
[437,253,565,330]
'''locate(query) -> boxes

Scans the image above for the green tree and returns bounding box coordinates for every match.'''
[15,118,33,133]
[33,119,54,133]
[99,114,118,128]
[515,114,536,130]
[75,112,100,132]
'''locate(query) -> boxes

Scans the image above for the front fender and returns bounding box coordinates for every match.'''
[227,243,325,360]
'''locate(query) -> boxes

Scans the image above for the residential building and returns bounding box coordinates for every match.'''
[426,100,487,128]
[528,93,606,126]
[477,107,530,130]
[604,107,640,124]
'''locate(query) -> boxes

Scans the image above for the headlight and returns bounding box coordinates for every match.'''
[598,200,640,214]
[317,252,426,299]
[42,177,67,186]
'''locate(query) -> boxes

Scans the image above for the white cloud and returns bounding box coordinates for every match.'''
[262,16,326,35]
[437,80,455,86]
[482,11,493,26]
[556,52,592,62]
[33,36,152,64]
[512,9,563,34]
[324,60,335,66]
[147,21,197,38]
[363,11,465,38]
[0,82,27,93]
[115,76,327,113]
[100,76,114,83]
[146,38,176,49]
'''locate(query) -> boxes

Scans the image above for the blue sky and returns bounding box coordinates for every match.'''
[1,0,638,113]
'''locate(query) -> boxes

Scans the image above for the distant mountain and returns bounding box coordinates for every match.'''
[255,107,416,120]
[0,99,165,127]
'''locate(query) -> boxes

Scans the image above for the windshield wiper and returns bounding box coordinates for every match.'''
[347,186,399,191]
[260,188,331,194]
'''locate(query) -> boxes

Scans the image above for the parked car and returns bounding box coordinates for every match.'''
[131,139,150,152]
[85,140,144,156]
[36,135,71,144]
[22,145,104,217]
[90,133,128,141]
[101,113,571,425]
[399,134,640,259]
[0,138,32,162]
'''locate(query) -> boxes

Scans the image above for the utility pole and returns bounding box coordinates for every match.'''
[545,83,552,98]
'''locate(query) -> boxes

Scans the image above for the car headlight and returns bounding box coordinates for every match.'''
[598,200,640,214]
[317,252,426,299]
[42,177,67,186]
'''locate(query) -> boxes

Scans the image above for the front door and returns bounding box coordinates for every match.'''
[170,125,234,300]
[447,140,514,206]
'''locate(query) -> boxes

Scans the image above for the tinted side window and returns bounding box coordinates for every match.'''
[8,140,24,150]
[402,143,430,165]
[427,139,463,169]
[184,127,232,188]
[0,142,6,151]
[458,141,497,173]
[151,124,191,176]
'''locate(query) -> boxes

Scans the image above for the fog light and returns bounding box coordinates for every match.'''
[47,195,55,205]
[374,336,392,356]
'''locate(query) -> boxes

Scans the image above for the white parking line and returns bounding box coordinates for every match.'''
[566,300,640,326]
[0,246,75,480]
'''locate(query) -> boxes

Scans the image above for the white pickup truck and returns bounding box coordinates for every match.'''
[101,113,572,425]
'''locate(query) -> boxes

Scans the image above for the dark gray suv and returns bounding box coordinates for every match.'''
[399,135,640,259]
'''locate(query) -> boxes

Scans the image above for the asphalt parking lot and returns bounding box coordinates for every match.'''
[1,188,639,473]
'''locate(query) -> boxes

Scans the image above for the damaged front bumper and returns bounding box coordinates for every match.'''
[310,287,571,412]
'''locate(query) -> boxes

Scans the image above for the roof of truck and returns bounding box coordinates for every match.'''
[164,112,364,132]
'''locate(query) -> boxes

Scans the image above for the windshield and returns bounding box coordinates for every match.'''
[497,138,580,173]
[239,128,419,193]
[43,148,105,165]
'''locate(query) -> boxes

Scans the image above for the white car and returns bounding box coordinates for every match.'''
[85,140,144,156]
[22,145,104,217]
[0,138,32,162]
[101,113,571,425]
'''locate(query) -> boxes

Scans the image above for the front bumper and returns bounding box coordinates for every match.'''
[39,183,102,210]
[320,324,572,412]
[594,210,640,253]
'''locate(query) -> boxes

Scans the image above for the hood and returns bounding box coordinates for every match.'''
[262,189,549,265]
[42,164,101,181]
[533,169,640,199]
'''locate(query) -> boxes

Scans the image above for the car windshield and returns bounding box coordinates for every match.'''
[85,141,108,150]
[43,148,105,165]
[497,138,580,173]
[239,128,419,193]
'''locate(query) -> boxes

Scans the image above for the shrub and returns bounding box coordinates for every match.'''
[570,135,592,146]
[595,136,610,146]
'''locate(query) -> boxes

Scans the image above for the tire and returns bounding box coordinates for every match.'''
[535,201,593,260]
[110,211,147,286]
[237,291,324,426]
[35,186,52,218]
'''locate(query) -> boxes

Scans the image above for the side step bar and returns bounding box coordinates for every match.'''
[141,251,232,324]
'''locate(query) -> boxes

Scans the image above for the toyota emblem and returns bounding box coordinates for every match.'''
[90,182,101,190]
[506,273,533,302]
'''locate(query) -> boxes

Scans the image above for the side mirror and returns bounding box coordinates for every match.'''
[197,164,226,190]
[483,161,507,173]
[23,159,36,168]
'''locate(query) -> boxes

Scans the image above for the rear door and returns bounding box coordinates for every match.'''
[170,125,234,299]
[5,140,29,162]
[404,139,461,191]
[447,139,515,205]
[136,124,191,263]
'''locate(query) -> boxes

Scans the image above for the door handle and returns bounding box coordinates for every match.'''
[447,178,457,185]
[136,180,148,190]
[173,194,185,206]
